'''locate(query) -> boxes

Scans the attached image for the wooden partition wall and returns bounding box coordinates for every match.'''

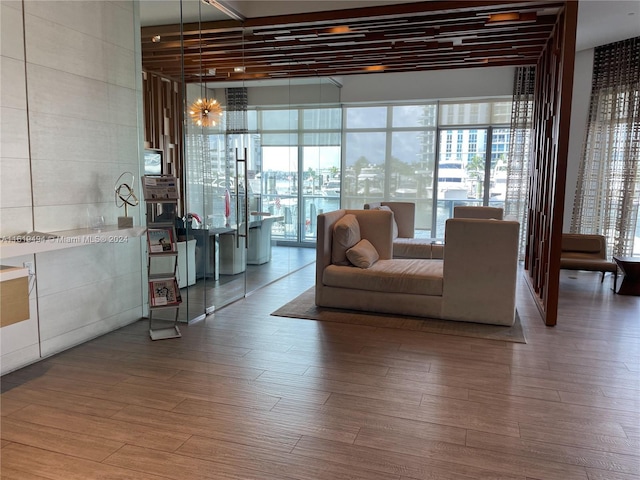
[142,70,183,182]
[524,1,578,326]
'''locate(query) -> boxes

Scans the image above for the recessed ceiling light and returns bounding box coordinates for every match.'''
[151,35,161,43]
[233,66,245,73]
[328,26,352,34]
[487,12,537,23]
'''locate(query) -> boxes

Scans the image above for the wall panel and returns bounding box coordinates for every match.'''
[0,0,144,374]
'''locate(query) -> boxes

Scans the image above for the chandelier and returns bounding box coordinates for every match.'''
[189,97,222,127]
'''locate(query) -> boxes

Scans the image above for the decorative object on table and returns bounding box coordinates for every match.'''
[114,171,139,228]
[224,188,231,227]
[90,215,106,230]
[187,212,202,229]
[188,97,222,127]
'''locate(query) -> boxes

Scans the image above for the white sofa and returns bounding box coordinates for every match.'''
[364,202,505,259]
[316,209,519,326]
[453,205,504,220]
[364,202,443,259]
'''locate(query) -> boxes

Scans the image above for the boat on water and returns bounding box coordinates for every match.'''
[437,160,468,200]
[322,179,341,197]
[357,167,384,196]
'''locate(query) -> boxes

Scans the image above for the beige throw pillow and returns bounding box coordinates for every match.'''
[332,214,361,265]
[346,239,379,268]
[376,205,399,239]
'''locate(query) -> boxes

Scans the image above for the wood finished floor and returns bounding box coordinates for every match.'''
[154,245,316,323]
[1,265,639,479]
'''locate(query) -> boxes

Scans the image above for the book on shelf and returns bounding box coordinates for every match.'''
[147,226,176,254]
[149,278,182,307]
[142,175,179,201]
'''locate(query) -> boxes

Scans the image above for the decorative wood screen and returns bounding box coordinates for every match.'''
[142,70,184,182]
[524,2,578,326]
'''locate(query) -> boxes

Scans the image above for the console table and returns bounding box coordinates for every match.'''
[613,256,640,296]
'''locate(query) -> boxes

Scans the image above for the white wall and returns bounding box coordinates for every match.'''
[340,66,516,103]
[0,0,145,374]
[564,48,594,231]
[248,82,341,107]
[241,65,516,107]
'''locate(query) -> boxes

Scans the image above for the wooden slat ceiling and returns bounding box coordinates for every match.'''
[141,0,566,83]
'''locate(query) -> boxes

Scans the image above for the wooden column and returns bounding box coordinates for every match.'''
[524,1,578,326]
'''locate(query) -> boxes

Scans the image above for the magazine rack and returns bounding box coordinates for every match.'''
[142,175,182,340]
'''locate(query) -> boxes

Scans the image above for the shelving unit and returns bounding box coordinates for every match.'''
[142,175,182,340]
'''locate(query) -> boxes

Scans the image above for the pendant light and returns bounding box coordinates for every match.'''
[190,7,222,128]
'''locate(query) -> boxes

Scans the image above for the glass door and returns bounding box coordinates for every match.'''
[301,108,342,243]
[179,14,248,318]
[212,133,251,304]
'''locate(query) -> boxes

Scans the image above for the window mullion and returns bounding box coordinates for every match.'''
[484,126,493,205]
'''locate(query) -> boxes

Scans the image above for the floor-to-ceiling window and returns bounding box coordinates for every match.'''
[180,95,515,317]
[341,100,511,238]
[259,106,342,245]
[342,103,438,234]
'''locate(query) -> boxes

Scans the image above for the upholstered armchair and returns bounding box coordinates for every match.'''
[560,234,618,289]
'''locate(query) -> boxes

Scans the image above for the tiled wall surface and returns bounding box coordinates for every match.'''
[0,0,145,374]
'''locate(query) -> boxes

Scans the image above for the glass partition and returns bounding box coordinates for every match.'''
[177,27,329,315]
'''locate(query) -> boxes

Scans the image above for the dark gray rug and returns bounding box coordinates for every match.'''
[272,288,526,343]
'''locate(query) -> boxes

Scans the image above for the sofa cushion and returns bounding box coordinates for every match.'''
[374,205,399,239]
[347,239,379,268]
[392,238,444,259]
[560,257,617,272]
[323,259,443,296]
[332,214,361,265]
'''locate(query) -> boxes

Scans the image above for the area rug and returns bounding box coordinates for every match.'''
[271,288,526,343]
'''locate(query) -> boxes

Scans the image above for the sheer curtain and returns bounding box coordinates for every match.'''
[505,66,535,259]
[571,37,640,257]
[225,87,249,134]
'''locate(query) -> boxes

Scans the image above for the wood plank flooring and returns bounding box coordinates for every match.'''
[2,265,638,479]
